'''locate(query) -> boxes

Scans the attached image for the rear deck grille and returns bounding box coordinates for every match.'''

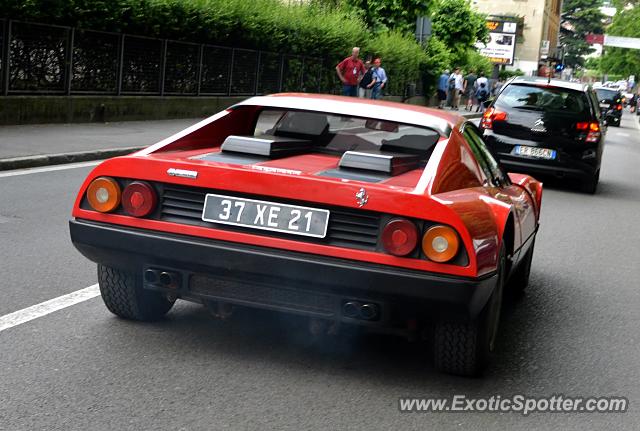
[158,184,381,251]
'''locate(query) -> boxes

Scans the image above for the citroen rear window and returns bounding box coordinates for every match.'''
[497,84,589,114]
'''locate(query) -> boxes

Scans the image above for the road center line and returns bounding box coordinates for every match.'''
[0,284,100,333]
[0,160,100,178]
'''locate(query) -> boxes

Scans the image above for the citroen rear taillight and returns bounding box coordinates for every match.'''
[576,121,601,143]
[480,107,508,129]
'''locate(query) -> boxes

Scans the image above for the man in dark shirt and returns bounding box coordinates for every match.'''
[336,47,366,97]
[463,69,477,111]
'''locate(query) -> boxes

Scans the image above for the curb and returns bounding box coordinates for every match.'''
[0,146,145,171]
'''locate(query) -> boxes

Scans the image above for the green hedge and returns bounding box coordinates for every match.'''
[0,0,367,57]
[1,0,492,98]
[362,31,430,96]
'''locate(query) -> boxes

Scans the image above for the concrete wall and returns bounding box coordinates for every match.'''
[0,96,247,125]
[0,95,432,125]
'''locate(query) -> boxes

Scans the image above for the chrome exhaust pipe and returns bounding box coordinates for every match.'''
[159,271,178,288]
[342,301,360,318]
[360,303,379,320]
[144,269,158,284]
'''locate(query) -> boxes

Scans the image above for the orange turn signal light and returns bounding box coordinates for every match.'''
[86,177,121,213]
[422,225,460,263]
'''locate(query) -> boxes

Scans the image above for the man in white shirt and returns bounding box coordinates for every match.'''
[449,67,464,110]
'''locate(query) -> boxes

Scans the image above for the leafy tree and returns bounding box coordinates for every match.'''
[560,0,605,67]
[330,0,432,34]
[420,36,452,94]
[609,0,640,9]
[584,56,601,71]
[600,6,640,77]
[363,30,430,94]
[459,49,493,76]
[430,0,488,66]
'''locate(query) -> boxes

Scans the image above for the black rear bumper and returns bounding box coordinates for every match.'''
[498,158,596,180]
[69,219,497,326]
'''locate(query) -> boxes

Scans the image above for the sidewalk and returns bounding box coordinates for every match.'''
[0,110,481,171]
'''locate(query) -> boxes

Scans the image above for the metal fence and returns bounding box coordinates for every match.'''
[0,19,341,96]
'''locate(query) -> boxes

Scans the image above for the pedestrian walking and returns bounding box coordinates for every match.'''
[475,72,490,112]
[369,58,387,100]
[336,47,366,97]
[437,69,449,109]
[463,69,477,111]
[449,67,463,109]
[358,60,374,98]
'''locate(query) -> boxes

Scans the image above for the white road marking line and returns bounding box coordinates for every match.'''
[0,284,100,333]
[0,160,100,178]
[618,132,630,137]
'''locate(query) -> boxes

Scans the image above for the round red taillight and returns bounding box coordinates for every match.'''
[122,182,157,217]
[381,218,418,256]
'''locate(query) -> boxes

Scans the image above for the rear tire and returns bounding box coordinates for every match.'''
[508,239,535,294]
[433,247,505,376]
[97,264,175,321]
[582,170,599,194]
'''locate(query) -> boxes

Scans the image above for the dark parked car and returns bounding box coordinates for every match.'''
[480,76,605,194]
[595,87,623,126]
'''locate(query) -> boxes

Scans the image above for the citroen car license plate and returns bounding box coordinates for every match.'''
[514,145,556,160]
[202,194,330,238]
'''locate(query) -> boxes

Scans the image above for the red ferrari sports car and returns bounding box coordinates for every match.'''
[70,94,542,376]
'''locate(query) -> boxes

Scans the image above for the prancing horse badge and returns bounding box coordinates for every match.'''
[356,188,369,207]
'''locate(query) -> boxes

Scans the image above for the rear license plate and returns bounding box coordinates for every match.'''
[514,145,556,160]
[202,194,330,238]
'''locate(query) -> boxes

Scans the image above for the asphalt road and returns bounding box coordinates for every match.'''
[1,113,640,430]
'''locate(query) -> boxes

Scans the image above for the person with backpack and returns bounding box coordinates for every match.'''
[475,72,490,112]
[358,60,374,98]
[369,58,388,100]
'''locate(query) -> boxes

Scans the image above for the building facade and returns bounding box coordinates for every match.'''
[472,0,562,75]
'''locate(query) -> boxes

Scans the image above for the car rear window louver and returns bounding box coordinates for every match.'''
[195,135,315,164]
[338,151,422,176]
[221,135,314,158]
